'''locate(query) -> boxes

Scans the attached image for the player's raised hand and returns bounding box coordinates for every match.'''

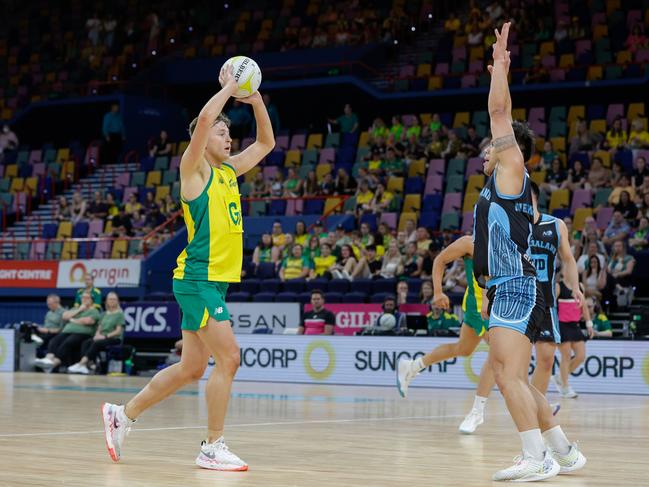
[492,21,511,61]
[238,91,263,105]
[432,292,450,310]
[219,64,237,96]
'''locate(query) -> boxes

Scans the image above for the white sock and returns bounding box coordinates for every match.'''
[543,425,571,455]
[119,406,135,423]
[413,357,425,371]
[472,395,488,412]
[520,429,545,461]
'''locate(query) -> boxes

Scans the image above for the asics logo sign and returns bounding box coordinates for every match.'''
[124,305,168,333]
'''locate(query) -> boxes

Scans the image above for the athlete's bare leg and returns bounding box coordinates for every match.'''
[568,341,586,374]
[197,318,241,442]
[475,356,496,397]
[528,383,556,432]
[124,330,210,419]
[558,341,572,387]
[421,323,482,367]
[530,341,557,395]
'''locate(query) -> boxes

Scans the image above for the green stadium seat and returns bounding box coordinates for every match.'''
[440,213,460,231]
[445,174,464,194]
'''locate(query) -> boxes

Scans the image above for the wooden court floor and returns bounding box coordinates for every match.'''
[0,373,647,486]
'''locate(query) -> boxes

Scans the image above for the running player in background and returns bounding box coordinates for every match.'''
[475,22,585,481]
[101,64,275,471]
[396,235,495,434]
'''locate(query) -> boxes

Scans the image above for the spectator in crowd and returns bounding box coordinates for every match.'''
[86,12,102,46]
[444,11,461,32]
[554,19,569,43]
[271,220,288,251]
[102,103,125,164]
[380,240,403,279]
[355,179,374,214]
[34,294,66,352]
[587,298,613,338]
[568,16,585,40]
[319,172,336,195]
[415,227,432,253]
[251,171,270,198]
[632,156,649,186]
[349,244,380,280]
[614,190,638,222]
[370,183,394,213]
[359,222,375,248]
[419,280,434,304]
[421,241,442,278]
[253,233,279,269]
[103,13,117,48]
[143,205,165,232]
[467,22,484,46]
[363,295,405,335]
[608,241,636,288]
[329,103,359,134]
[86,191,108,220]
[605,117,627,151]
[54,196,72,222]
[303,170,319,196]
[124,193,142,216]
[625,23,648,53]
[74,273,102,308]
[149,130,172,157]
[104,193,120,219]
[462,125,482,157]
[333,224,352,250]
[143,191,159,215]
[441,130,462,160]
[570,120,600,154]
[523,55,549,84]
[540,158,566,192]
[68,292,125,375]
[561,160,587,191]
[602,211,631,246]
[396,280,409,306]
[131,209,146,234]
[610,162,625,186]
[34,292,101,372]
[263,94,280,134]
[609,175,636,205]
[577,241,607,273]
[586,156,610,190]
[270,171,284,197]
[310,243,337,279]
[111,205,134,237]
[376,223,393,248]
[298,290,335,335]
[334,168,357,195]
[70,190,87,224]
[427,304,461,336]
[581,255,609,300]
[443,258,466,293]
[0,124,19,153]
[404,219,417,244]
[283,167,303,197]
[279,244,311,281]
[401,241,423,278]
[160,194,179,218]
[628,119,649,149]
[629,217,649,251]
[639,192,649,220]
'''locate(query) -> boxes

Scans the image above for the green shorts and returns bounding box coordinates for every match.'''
[172,279,230,331]
[463,310,488,337]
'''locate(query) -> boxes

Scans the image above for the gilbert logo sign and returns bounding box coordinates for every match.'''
[57,259,141,288]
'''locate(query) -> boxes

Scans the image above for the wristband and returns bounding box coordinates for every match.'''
[586,320,593,328]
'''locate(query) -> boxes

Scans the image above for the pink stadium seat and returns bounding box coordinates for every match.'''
[170,155,181,170]
[30,241,46,260]
[115,172,129,188]
[591,12,606,28]
[13,192,27,212]
[290,134,306,150]
[94,240,112,258]
[263,166,278,180]
[427,158,445,178]
[529,120,547,138]
[434,63,449,76]
[424,174,443,194]
[596,207,614,230]
[575,40,592,56]
[550,69,565,82]
[635,49,649,63]
[529,107,545,124]
[285,199,303,216]
[570,189,593,214]
[0,165,4,178]
[398,65,415,78]
[606,104,625,125]
[627,10,642,29]
[461,211,474,233]
[452,47,467,62]
[402,114,418,126]
[461,75,476,88]
[275,135,289,151]
[28,150,42,164]
[241,137,254,150]
[466,157,483,177]
[318,148,335,164]
[122,186,138,203]
[380,212,397,229]
[541,55,556,68]
[442,192,462,214]
[468,61,483,74]
[32,163,46,177]
[88,219,104,237]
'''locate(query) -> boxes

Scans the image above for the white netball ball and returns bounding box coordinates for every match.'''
[221,56,262,98]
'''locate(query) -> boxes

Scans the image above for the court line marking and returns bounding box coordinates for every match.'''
[0,404,645,439]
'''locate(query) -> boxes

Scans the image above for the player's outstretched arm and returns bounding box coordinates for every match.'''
[180,65,238,179]
[228,92,275,176]
[432,235,473,309]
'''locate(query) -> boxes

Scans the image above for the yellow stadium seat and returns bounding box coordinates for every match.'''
[573,208,593,231]
[9,177,24,193]
[104,221,113,235]
[539,41,555,57]
[530,171,546,186]
[284,149,301,167]
[606,0,620,15]
[550,137,566,153]
[24,177,38,194]
[549,189,570,212]
[407,159,426,177]
[463,191,480,213]
[111,239,128,259]
[511,108,527,121]
[57,221,72,239]
[627,102,645,121]
[211,45,224,56]
[469,46,484,61]
[466,174,485,193]
[453,35,467,48]
[177,140,190,155]
[387,176,404,194]
[593,150,611,168]
[5,164,17,178]
[593,25,608,41]
[453,112,470,128]
[62,160,75,179]
[419,113,432,125]
[358,131,370,148]
[616,50,632,64]
[61,241,78,260]
[416,63,431,77]
[244,166,261,182]
[56,148,69,162]
[403,194,421,213]
[567,105,585,129]
[535,138,546,152]
[323,197,343,215]
[306,133,323,149]
[428,76,442,90]
[146,170,161,187]
[155,185,170,202]
[316,163,332,182]
[587,66,603,81]
[590,119,607,134]
[559,54,574,68]
[398,212,418,232]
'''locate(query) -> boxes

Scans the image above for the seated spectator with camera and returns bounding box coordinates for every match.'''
[298,290,335,335]
[68,292,125,374]
[361,295,405,335]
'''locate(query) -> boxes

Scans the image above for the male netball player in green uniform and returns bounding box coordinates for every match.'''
[397,235,496,432]
[102,64,274,471]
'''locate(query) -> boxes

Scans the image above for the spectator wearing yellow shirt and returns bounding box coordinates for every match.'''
[370,183,394,213]
[294,220,309,246]
[355,180,374,215]
[605,117,627,150]
[608,175,637,205]
[415,227,433,253]
[279,244,312,281]
[310,243,337,279]
[124,193,142,216]
[271,220,288,250]
[444,11,461,32]
[628,118,649,149]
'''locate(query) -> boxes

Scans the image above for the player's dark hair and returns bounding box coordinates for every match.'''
[311,289,324,299]
[188,112,231,137]
[512,120,535,162]
[530,181,540,198]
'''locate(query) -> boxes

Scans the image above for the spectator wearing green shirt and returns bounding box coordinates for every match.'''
[427,305,461,335]
[34,292,101,372]
[68,292,126,375]
[74,273,103,309]
[587,298,613,338]
[35,294,66,351]
[328,104,359,134]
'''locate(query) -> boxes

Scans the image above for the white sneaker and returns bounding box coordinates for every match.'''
[492,450,560,482]
[101,403,133,462]
[195,437,248,471]
[31,334,44,344]
[459,408,484,434]
[550,402,561,416]
[561,386,578,399]
[396,358,419,398]
[76,364,90,375]
[550,443,587,474]
[34,357,55,372]
[67,363,82,373]
[551,374,563,393]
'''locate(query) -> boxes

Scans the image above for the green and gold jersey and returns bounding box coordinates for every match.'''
[173,164,243,283]
[462,257,483,315]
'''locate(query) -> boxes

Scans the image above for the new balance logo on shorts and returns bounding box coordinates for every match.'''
[215,307,224,314]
